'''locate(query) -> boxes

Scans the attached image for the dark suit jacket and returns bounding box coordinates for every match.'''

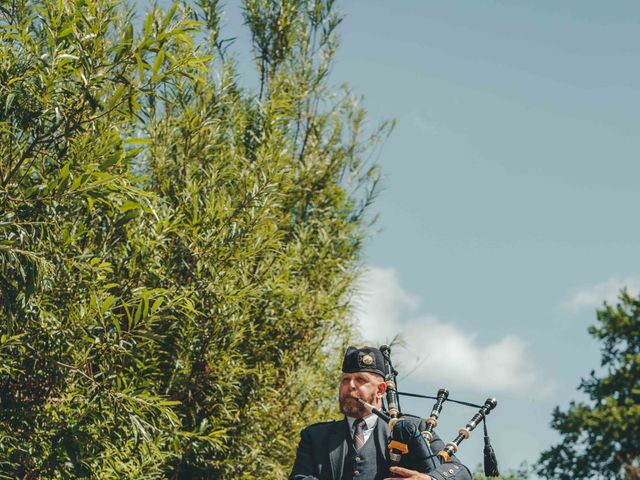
[289,416,472,480]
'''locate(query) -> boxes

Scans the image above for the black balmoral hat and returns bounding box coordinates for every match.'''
[342,346,385,378]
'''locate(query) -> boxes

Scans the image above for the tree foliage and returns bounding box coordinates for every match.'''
[472,461,530,480]
[538,291,640,480]
[0,0,387,477]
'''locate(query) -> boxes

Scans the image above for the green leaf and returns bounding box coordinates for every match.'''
[125,137,151,146]
[119,200,142,212]
[101,295,116,315]
[151,297,164,314]
[161,3,179,31]
[99,152,121,171]
[144,12,153,37]
[151,49,165,80]
[5,93,15,112]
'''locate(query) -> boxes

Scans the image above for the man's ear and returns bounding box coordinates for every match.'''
[376,379,387,398]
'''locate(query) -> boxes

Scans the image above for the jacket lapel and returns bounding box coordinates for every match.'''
[328,418,349,480]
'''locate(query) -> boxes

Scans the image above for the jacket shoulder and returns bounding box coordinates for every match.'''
[299,419,345,440]
[303,419,342,432]
[400,413,423,421]
[398,413,424,426]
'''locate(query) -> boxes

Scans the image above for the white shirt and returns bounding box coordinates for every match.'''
[346,412,378,445]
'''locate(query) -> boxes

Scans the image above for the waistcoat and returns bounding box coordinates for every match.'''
[341,432,381,480]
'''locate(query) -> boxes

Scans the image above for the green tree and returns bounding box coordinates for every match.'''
[538,291,640,480]
[0,0,386,477]
[473,461,530,480]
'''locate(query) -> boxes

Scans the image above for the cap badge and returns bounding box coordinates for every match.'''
[362,354,374,366]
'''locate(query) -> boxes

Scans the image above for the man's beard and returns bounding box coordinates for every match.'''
[339,391,378,418]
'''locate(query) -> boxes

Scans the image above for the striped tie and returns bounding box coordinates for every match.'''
[353,417,366,451]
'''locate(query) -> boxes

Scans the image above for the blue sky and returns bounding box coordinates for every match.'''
[333,0,640,474]
[217,0,640,474]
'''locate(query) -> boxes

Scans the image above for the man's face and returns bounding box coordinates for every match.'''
[338,371,386,418]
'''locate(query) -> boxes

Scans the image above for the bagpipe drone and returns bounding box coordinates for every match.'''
[358,344,500,478]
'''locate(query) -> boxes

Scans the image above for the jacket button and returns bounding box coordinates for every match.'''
[354,470,360,477]
[355,456,362,463]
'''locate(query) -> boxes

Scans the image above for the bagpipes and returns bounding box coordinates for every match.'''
[358,344,500,478]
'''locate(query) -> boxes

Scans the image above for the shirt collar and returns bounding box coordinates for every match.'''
[346,412,378,431]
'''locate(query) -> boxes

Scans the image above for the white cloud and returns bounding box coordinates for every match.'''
[352,266,553,395]
[353,266,421,337]
[563,276,640,313]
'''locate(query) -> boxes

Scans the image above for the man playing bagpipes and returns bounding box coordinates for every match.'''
[289,346,475,480]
